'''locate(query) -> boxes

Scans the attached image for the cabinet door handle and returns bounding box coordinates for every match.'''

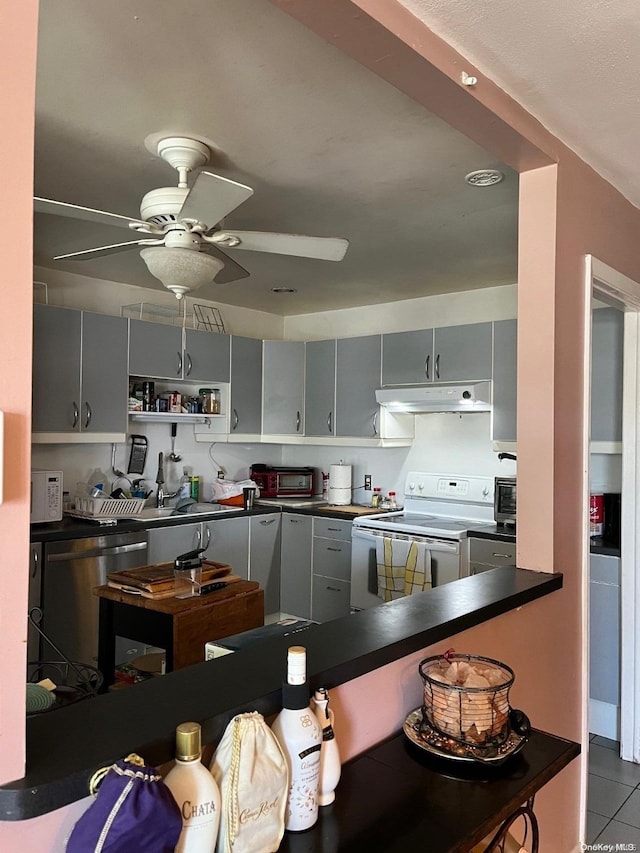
[492,552,512,559]
[435,353,440,380]
[425,354,430,379]
[196,527,202,545]
[185,352,192,376]
[84,402,92,430]
[289,518,299,524]
[327,546,342,552]
[204,525,211,548]
[31,548,39,578]
[372,411,378,436]
[72,401,79,429]
[327,411,333,434]
[176,351,183,376]
[296,410,301,432]
[327,527,343,532]
[232,408,239,431]
[260,518,276,525]
[326,586,342,593]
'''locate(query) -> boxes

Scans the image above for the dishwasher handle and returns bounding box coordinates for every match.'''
[46,541,148,562]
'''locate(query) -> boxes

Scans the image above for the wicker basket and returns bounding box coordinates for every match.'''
[73,495,145,518]
[419,653,514,747]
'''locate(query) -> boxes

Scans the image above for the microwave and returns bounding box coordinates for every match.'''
[31,470,63,523]
[250,465,317,498]
[494,476,516,527]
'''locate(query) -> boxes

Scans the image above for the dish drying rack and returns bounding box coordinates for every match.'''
[67,495,145,525]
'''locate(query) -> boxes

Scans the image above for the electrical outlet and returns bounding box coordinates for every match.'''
[364,474,372,490]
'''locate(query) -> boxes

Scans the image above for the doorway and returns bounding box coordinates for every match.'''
[586,255,640,765]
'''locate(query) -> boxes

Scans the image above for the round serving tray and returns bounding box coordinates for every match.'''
[403,707,526,765]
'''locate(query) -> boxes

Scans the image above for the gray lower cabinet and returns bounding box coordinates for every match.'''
[590,554,621,708]
[492,319,517,442]
[311,517,352,622]
[262,340,305,435]
[249,514,281,615]
[230,336,262,435]
[207,517,250,579]
[305,340,336,436]
[591,307,623,442]
[280,514,313,619]
[33,305,128,434]
[147,522,203,563]
[468,536,516,575]
[335,336,381,437]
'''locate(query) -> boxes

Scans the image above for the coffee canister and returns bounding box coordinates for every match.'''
[590,493,604,537]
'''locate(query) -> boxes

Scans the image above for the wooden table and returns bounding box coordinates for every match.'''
[94,581,264,689]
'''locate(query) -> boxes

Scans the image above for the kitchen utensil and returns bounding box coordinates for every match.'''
[128,434,148,474]
[168,423,182,462]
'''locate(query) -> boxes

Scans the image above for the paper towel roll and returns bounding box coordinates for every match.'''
[328,487,351,506]
[329,464,352,489]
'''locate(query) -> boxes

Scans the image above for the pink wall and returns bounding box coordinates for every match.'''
[0,0,38,785]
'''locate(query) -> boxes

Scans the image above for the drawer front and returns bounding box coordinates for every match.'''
[312,576,351,622]
[468,538,516,566]
[313,517,352,542]
[312,537,352,580]
[470,562,499,576]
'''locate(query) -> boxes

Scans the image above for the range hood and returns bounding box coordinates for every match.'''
[375,381,492,413]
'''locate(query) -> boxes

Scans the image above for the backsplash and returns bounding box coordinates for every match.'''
[31,412,514,507]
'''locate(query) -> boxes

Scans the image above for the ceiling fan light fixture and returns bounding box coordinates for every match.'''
[140,246,224,300]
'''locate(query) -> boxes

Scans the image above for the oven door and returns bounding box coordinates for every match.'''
[350,527,462,610]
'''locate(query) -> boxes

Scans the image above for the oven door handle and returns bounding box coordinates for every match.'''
[351,526,459,551]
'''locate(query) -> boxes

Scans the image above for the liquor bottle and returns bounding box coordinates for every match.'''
[271,646,322,832]
[312,687,341,806]
[164,722,221,852]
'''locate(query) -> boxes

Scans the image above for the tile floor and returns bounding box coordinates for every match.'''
[587,734,640,845]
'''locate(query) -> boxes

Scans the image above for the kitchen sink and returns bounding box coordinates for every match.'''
[137,504,240,522]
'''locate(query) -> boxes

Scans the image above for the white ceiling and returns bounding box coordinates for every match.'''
[401,0,640,210]
[33,0,518,316]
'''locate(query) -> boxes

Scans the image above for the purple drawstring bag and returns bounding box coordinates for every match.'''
[66,753,182,853]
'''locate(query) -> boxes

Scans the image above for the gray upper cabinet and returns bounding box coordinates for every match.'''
[129,319,184,379]
[230,336,262,436]
[305,339,336,436]
[591,307,623,442]
[492,319,517,442]
[433,322,492,382]
[33,305,127,435]
[183,329,230,383]
[262,340,305,435]
[335,335,381,437]
[249,514,281,616]
[381,329,434,385]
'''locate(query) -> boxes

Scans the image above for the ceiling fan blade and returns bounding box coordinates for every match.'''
[35,197,153,231]
[215,230,349,261]
[179,171,254,228]
[54,238,163,261]
[202,245,251,284]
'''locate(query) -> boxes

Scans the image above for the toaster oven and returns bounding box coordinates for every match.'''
[494,476,516,527]
[250,465,317,498]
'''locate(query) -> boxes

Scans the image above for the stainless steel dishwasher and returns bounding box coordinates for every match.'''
[41,531,149,666]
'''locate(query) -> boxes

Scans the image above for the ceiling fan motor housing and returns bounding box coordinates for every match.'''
[140,186,189,224]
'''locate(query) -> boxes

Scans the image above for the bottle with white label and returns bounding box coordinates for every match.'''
[164,721,221,853]
[271,646,322,832]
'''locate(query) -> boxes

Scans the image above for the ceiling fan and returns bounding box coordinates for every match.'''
[34,136,349,299]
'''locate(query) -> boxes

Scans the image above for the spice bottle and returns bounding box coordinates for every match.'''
[371,487,382,508]
[388,491,397,510]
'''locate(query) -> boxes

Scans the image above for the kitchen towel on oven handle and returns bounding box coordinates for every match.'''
[376,537,432,602]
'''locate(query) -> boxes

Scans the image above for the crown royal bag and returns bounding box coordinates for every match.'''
[210,712,288,853]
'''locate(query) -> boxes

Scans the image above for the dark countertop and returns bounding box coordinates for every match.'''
[280,728,579,852]
[2,566,562,820]
[466,526,621,558]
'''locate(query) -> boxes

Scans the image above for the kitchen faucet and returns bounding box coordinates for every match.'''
[156,451,179,508]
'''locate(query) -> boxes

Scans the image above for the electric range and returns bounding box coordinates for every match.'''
[351,472,496,609]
